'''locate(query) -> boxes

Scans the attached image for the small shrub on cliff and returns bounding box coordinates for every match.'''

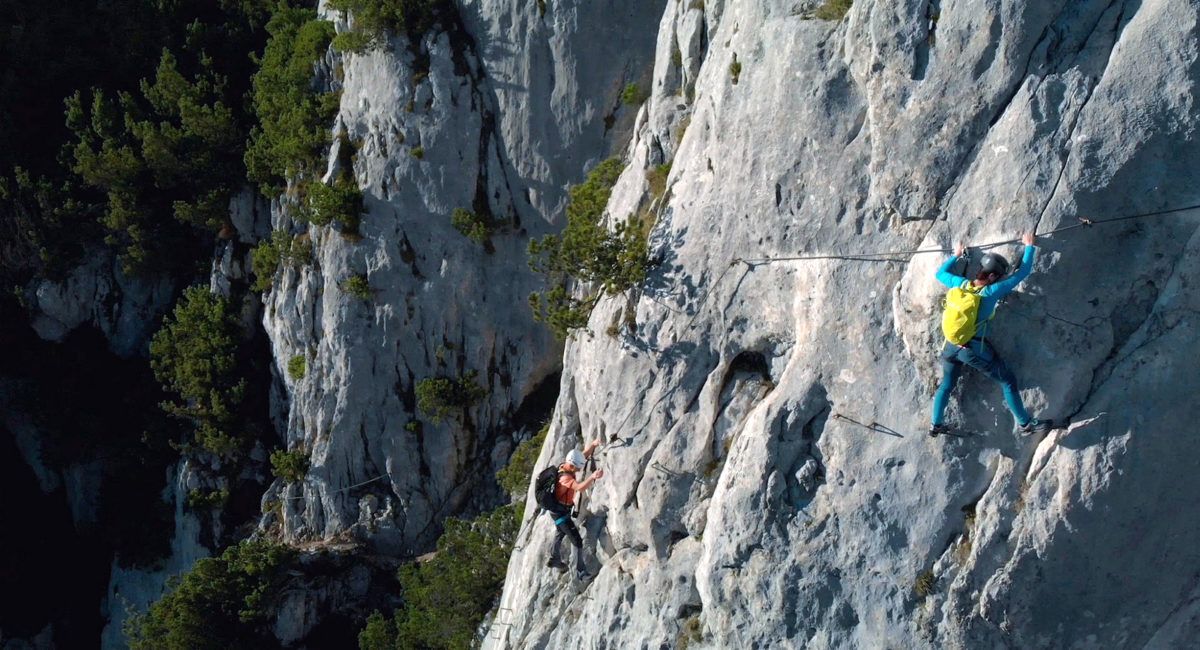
[729,54,742,84]
[250,235,285,292]
[332,29,374,53]
[496,422,549,499]
[527,157,651,338]
[251,230,313,292]
[341,274,372,299]
[125,539,294,649]
[270,447,310,483]
[450,207,502,245]
[306,171,364,232]
[678,614,703,648]
[415,370,486,422]
[287,354,307,379]
[914,570,936,597]
[621,82,647,106]
[186,488,230,510]
[647,163,672,201]
[357,504,521,650]
[814,0,853,20]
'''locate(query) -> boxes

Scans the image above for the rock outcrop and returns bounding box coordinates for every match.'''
[28,251,176,359]
[257,0,666,550]
[489,0,1200,648]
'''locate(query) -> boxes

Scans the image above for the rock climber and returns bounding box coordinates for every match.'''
[545,440,604,579]
[929,231,1053,437]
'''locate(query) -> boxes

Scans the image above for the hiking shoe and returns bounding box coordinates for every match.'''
[929,424,950,438]
[546,558,567,572]
[576,568,595,581]
[1020,418,1053,436]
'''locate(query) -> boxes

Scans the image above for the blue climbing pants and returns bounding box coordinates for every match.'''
[932,339,1031,426]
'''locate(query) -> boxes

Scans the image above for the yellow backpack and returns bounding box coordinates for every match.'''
[941,282,986,345]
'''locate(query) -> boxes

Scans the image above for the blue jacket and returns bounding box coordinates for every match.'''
[937,245,1037,338]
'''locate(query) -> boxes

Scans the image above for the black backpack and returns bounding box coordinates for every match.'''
[534,466,563,510]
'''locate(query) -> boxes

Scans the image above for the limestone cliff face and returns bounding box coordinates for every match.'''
[489,1,1200,648]
[257,0,666,551]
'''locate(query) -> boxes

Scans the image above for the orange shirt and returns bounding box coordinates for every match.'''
[555,465,579,506]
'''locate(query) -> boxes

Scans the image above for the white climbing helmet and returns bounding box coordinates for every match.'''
[565,449,586,469]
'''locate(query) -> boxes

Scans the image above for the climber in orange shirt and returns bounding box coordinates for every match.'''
[544,440,603,580]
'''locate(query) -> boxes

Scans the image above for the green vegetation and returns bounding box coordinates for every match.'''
[496,423,549,499]
[66,47,244,274]
[621,82,647,106]
[914,570,936,597]
[450,208,503,245]
[647,163,672,201]
[678,614,703,648]
[341,274,372,299]
[186,488,230,510]
[287,354,307,380]
[326,0,448,51]
[0,0,274,286]
[358,611,398,650]
[149,286,248,457]
[125,539,294,650]
[814,0,853,20]
[306,170,364,231]
[633,163,673,245]
[244,7,337,195]
[245,9,369,237]
[332,29,375,54]
[270,447,310,483]
[251,230,313,292]
[410,146,424,159]
[415,371,486,422]
[729,54,742,84]
[357,504,521,650]
[527,157,651,338]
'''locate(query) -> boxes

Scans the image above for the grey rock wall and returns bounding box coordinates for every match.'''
[258,0,666,550]
[100,462,210,650]
[27,251,175,359]
[489,0,1200,648]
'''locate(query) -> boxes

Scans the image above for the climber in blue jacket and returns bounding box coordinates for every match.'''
[929,231,1053,437]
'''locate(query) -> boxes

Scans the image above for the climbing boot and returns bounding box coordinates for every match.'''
[1020,418,1053,436]
[546,558,567,572]
[928,424,950,438]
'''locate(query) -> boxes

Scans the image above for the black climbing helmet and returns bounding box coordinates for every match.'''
[980,252,1010,277]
